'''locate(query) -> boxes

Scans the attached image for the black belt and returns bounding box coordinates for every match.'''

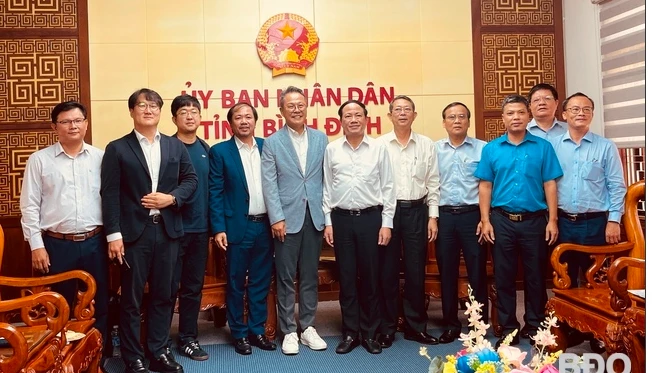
[493,208,546,222]
[559,209,607,222]
[440,205,479,214]
[333,205,381,217]
[397,196,426,209]
[150,214,162,224]
[43,226,103,242]
[247,214,268,222]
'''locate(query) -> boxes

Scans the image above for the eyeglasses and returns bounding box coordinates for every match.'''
[530,96,555,104]
[176,109,200,117]
[566,106,593,115]
[445,114,467,121]
[135,102,161,112]
[392,107,414,114]
[56,118,85,126]
[284,104,306,111]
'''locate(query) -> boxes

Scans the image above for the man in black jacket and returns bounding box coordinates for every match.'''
[101,88,197,373]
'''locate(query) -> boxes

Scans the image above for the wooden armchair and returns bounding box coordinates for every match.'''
[0,224,103,373]
[608,256,645,373]
[545,180,645,372]
[0,291,69,373]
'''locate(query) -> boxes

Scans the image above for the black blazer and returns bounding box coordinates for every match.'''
[101,131,198,242]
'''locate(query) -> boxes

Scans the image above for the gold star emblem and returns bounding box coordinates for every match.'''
[277,21,296,39]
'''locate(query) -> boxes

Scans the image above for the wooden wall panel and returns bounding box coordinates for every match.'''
[472,0,566,141]
[0,0,90,281]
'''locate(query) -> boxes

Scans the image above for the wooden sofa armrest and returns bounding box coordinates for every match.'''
[550,241,634,290]
[0,270,96,324]
[0,291,69,373]
[607,257,645,312]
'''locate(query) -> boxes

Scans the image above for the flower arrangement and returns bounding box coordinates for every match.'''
[419,285,562,373]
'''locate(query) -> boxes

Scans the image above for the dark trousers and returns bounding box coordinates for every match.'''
[120,219,178,363]
[169,232,209,345]
[491,211,548,332]
[381,204,427,335]
[435,209,488,332]
[332,209,381,340]
[558,214,607,288]
[226,220,273,339]
[42,233,109,346]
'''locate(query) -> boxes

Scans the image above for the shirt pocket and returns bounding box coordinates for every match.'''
[414,161,427,180]
[524,158,541,179]
[360,160,380,183]
[582,161,604,182]
[464,161,479,178]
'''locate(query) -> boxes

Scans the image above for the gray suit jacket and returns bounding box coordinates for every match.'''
[262,125,327,234]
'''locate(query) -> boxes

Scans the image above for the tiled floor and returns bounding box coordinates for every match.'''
[170,290,594,356]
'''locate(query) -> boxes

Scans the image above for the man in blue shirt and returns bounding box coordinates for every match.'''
[551,92,626,288]
[475,95,563,348]
[433,102,488,344]
[527,83,567,140]
[169,95,210,361]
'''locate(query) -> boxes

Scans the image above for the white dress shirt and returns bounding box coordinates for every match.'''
[379,131,440,218]
[235,137,266,215]
[288,125,308,174]
[323,135,396,228]
[134,129,162,216]
[20,142,104,250]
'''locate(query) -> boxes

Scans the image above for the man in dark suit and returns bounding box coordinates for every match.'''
[101,88,197,373]
[208,102,276,355]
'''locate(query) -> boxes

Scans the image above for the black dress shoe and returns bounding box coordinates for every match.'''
[335,336,360,354]
[125,359,149,373]
[404,330,439,345]
[439,330,461,344]
[494,334,520,349]
[377,334,394,348]
[148,353,183,373]
[234,338,252,355]
[519,325,537,339]
[248,334,277,351]
[361,339,382,354]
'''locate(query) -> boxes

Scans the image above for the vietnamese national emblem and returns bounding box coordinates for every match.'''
[256,13,319,77]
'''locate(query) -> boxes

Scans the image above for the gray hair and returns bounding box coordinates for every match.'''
[279,86,306,107]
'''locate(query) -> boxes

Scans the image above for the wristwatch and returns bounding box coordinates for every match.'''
[171,195,177,206]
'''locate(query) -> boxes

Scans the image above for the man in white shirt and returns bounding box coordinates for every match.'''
[209,102,276,355]
[378,95,440,347]
[20,101,109,359]
[323,100,396,355]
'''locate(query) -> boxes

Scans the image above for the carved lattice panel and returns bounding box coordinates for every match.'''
[0,39,80,123]
[480,0,554,26]
[483,117,506,142]
[0,131,58,217]
[0,0,77,28]
[481,33,556,110]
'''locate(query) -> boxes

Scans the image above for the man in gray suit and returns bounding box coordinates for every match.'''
[262,86,329,355]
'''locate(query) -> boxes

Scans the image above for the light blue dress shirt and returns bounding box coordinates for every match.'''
[550,131,626,222]
[527,118,568,141]
[474,132,563,212]
[434,136,487,206]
